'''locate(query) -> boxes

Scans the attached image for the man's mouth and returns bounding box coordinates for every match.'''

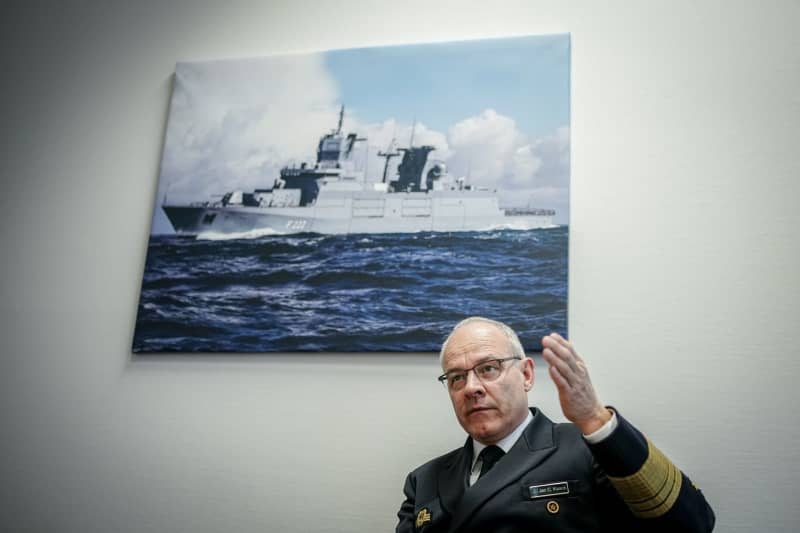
[466,406,494,416]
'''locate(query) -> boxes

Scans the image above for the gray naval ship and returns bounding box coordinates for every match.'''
[162,107,556,235]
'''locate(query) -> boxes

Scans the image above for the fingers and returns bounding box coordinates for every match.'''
[542,333,575,360]
[548,362,569,390]
[551,332,586,364]
[542,347,574,388]
[541,333,605,428]
[541,333,583,386]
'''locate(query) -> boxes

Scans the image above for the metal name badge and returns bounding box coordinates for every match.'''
[528,481,570,499]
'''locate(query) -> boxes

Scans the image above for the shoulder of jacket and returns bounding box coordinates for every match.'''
[409,446,464,477]
[553,420,584,441]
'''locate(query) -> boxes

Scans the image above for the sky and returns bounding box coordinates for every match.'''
[150,34,570,234]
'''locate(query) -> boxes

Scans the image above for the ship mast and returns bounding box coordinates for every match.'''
[336,105,344,134]
[377,138,401,183]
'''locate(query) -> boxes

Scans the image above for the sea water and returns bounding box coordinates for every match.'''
[132,227,567,353]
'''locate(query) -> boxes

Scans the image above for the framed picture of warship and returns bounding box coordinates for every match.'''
[133,33,570,353]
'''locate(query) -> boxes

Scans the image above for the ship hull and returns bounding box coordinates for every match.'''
[163,191,554,235]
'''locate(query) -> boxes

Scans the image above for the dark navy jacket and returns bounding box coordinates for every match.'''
[396,408,715,533]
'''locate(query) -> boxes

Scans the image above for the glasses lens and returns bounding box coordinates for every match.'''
[447,372,466,390]
[445,360,507,391]
[475,361,502,381]
[442,358,519,390]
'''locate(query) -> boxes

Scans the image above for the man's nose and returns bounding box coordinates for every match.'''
[463,369,485,394]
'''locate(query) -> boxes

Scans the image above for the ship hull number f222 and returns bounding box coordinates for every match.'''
[286,219,307,231]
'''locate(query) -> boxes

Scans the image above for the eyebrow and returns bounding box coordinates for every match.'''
[443,356,499,373]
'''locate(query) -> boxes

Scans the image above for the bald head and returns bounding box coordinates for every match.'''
[440,316,526,368]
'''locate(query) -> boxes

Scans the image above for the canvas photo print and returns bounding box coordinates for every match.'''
[133,34,570,352]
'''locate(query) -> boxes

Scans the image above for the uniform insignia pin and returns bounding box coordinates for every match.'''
[546,500,560,514]
[416,508,432,528]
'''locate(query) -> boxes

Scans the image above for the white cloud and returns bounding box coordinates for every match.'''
[443,109,569,213]
[510,144,543,189]
[158,54,341,202]
[446,109,522,187]
[528,125,570,190]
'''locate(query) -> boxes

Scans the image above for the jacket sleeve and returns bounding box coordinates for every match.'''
[587,409,716,532]
[396,471,417,533]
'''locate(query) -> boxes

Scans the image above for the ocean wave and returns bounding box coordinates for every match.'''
[304,270,418,288]
[477,222,560,232]
[134,227,568,352]
[196,227,287,241]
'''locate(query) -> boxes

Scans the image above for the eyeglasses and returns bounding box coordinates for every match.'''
[437,357,522,391]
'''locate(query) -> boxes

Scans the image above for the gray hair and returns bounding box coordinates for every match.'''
[439,316,526,366]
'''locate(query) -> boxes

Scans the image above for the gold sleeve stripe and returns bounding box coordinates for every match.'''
[607,438,682,518]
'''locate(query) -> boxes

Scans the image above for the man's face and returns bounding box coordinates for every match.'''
[442,322,534,445]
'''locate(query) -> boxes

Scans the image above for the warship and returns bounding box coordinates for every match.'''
[162,107,556,235]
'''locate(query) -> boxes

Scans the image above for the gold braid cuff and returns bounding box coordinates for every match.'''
[607,438,682,518]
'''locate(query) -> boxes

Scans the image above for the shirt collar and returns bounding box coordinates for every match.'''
[471,409,533,469]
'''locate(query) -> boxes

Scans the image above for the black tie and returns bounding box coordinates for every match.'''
[478,445,505,478]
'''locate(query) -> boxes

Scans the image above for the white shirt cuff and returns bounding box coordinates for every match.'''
[583,410,618,444]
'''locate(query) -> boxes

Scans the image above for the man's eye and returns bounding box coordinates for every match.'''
[478,365,498,375]
[449,374,465,384]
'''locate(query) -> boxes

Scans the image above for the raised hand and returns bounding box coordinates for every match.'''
[541,333,611,435]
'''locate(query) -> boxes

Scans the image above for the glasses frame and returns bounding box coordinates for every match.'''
[437,356,522,390]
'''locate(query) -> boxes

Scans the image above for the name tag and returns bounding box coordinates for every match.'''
[528,481,570,499]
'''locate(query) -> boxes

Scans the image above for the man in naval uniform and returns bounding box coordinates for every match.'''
[396,317,715,532]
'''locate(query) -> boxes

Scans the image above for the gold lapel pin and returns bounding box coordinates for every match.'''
[416,508,432,528]
[546,500,560,514]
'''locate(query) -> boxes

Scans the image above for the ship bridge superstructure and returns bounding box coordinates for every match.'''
[277,105,366,206]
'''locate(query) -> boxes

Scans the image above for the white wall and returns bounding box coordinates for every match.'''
[1,1,798,531]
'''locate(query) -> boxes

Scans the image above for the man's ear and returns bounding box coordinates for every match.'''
[522,357,535,391]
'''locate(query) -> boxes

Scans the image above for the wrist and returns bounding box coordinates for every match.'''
[576,406,612,435]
